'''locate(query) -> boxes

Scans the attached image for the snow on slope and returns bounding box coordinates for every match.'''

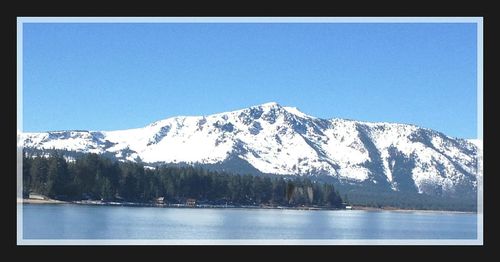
[20,102,480,195]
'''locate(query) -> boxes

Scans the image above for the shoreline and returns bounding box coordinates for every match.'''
[351,205,476,214]
[19,198,476,213]
[20,198,69,204]
[19,198,337,211]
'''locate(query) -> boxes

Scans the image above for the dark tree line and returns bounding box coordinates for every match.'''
[22,152,343,208]
[341,188,476,212]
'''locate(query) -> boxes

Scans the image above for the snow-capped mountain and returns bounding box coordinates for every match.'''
[20,102,481,197]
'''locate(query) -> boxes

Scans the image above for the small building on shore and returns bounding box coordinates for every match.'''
[29,193,47,200]
[155,197,165,204]
[186,198,196,207]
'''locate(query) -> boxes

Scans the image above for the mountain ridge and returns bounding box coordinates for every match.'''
[20,102,480,199]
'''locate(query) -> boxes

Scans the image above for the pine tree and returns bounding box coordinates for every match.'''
[100,177,113,201]
[29,156,48,195]
[46,153,69,198]
[22,156,32,197]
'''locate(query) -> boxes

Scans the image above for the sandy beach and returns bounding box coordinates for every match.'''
[20,198,68,204]
[351,205,476,214]
[17,198,475,213]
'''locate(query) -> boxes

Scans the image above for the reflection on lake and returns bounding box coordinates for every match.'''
[22,204,477,239]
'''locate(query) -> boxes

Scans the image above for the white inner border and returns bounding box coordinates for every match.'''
[17,16,484,246]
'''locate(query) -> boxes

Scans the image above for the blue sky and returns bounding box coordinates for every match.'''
[22,22,478,138]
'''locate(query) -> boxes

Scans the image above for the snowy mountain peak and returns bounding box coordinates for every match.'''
[283,106,315,119]
[21,103,480,198]
[256,101,281,108]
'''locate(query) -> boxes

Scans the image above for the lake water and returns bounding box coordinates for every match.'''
[21,204,477,240]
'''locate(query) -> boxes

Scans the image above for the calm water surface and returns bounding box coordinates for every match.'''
[22,204,476,239]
